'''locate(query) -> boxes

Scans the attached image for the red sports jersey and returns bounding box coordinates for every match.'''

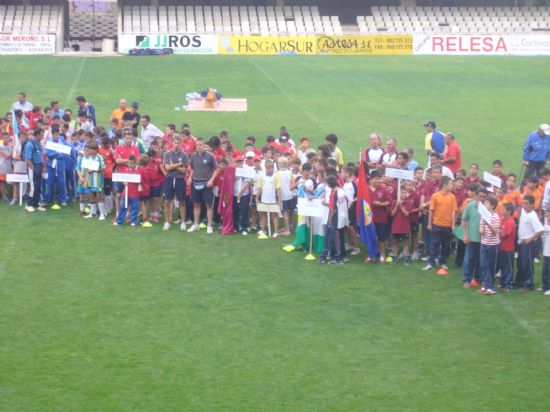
[500,216,516,252]
[147,156,164,187]
[405,190,421,222]
[114,145,140,173]
[123,169,140,198]
[98,146,115,179]
[180,138,196,155]
[370,186,391,224]
[391,199,412,234]
[138,166,150,197]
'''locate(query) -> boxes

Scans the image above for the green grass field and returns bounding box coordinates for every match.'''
[1,55,550,411]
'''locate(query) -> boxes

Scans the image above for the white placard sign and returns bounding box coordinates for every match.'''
[112,172,141,183]
[385,168,414,181]
[478,201,492,224]
[256,203,281,214]
[483,171,502,188]
[6,174,29,183]
[81,158,100,171]
[45,141,71,155]
[235,167,256,179]
[297,198,324,217]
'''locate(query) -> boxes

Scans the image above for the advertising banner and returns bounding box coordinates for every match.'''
[118,34,218,54]
[413,34,550,56]
[316,35,413,55]
[0,34,55,55]
[218,35,316,55]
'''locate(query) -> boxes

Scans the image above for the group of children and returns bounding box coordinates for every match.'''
[2,100,550,295]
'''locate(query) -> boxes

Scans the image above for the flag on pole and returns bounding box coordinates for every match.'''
[12,111,21,160]
[356,150,379,259]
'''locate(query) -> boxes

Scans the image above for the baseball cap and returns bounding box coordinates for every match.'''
[245,151,255,158]
[131,102,139,109]
[235,154,244,161]
[424,120,436,128]
[540,123,550,135]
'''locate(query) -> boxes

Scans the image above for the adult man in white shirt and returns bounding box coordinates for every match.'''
[140,115,163,149]
[11,92,33,127]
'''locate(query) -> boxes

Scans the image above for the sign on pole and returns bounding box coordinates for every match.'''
[297,198,324,217]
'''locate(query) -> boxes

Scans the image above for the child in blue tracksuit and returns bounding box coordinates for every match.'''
[45,126,68,206]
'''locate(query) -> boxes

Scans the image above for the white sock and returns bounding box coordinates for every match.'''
[80,202,86,212]
[98,202,105,216]
[91,203,97,215]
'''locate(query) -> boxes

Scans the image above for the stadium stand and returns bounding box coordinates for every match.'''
[358,6,550,35]
[120,5,343,36]
[0,4,62,34]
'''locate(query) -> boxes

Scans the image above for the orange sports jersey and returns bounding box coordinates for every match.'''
[430,191,457,228]
[522,186,542,211]
[503,189,522,218]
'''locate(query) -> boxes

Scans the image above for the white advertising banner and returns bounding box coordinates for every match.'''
[413,34,550,56]
[119,34,218,54]
[0,34,56,55]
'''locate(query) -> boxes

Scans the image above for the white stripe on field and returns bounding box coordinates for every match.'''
[64,58,87,106]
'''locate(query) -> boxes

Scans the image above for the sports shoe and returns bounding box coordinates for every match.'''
[257,230,266,236]
[404,257,411,266]
[163,222,171,231]
[112,222,119,226]
[534,258,540,264]
[9,198,17,205]
[98,215,106,221]
[61,202,68,207]
[84,213,95,219]
[318,258,328,265]
[174,219,181,224]
[39,202,47,208]
[187,224,199,233]
[422,264,434,271]
[207,226,213,234]
[482,289,497,295]
[440,264,449,270]
[536,286,544,291]
[350,248,360,256]
[544,290,550,296]
[329,260,344,265]
[37,206,46,212]
[242,231,248,236]
[272,232,279,239]
[411,251,420,261]
[470,279,479,287]
[25,205,35,213]
[180,222,187,231]
[379,256,386,264]
[131,223,136,228]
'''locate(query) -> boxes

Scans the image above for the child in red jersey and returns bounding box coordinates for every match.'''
[137,154,151,227]
[114,156,140,227]
[405,179,422,261]
[369,170,391,263]
[146,148,163,222]
[390,184,413,265]
[465,163,481,186]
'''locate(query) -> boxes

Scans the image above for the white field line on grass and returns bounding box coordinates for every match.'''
[498,298,550,356]
[64,58,87,106]
[247,57,327,134]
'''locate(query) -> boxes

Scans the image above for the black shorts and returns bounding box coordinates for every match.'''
[139,195,149,202]
[375,222,390,241]
[250,195,257,207]
[410,221,419,233]
[282,198,296,212]
[191,184,214,205]
[104,178,113,196]
[163,177,186,201]
[392,233,410,241]
[150,185,162,198]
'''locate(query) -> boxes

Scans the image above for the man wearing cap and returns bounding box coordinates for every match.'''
[140,115,164,150]
[523,124,550,178]
[423,121,445,156]
[122,102,141,130]
[75,96,96,127]
[110,99,130,129]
